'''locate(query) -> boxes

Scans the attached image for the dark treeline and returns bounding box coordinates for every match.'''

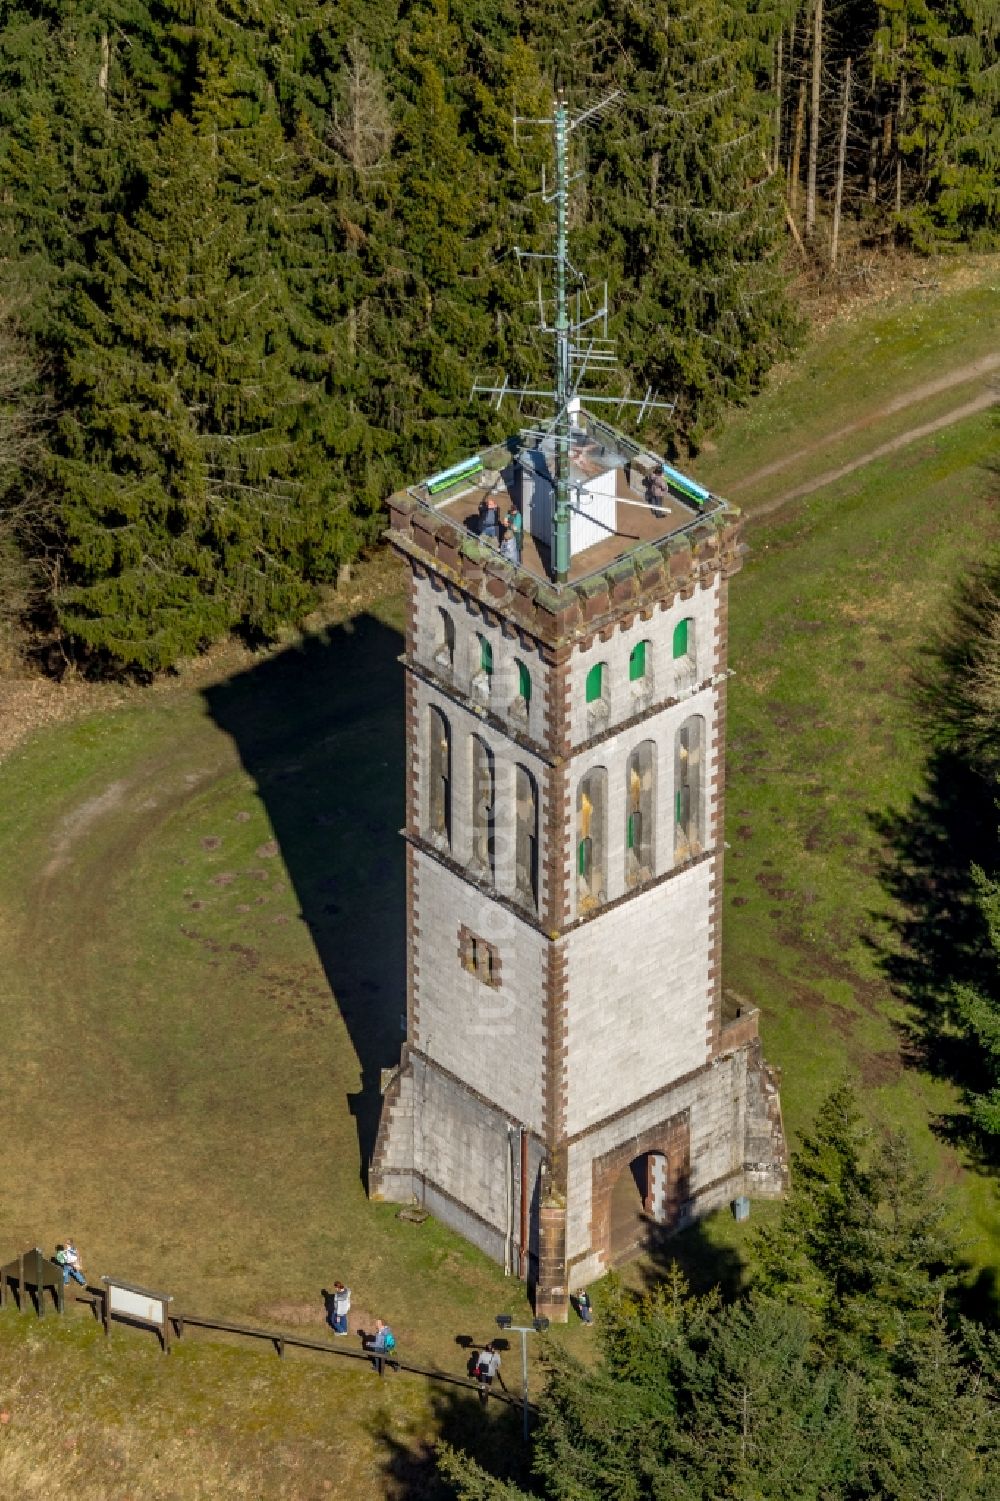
[0,1,995,669]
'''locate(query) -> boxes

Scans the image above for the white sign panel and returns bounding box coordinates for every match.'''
[107,1283,167,1326]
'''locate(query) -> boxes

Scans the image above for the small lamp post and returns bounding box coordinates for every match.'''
[496,1313,549,1442]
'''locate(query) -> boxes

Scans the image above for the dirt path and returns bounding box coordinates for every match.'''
[732,350,1000,494]
[746,388,997,520]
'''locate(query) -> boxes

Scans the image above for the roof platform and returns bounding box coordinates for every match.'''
[386,409,743,648]
[407,408,726,586]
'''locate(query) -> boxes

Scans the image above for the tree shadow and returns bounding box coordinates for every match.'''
[372,1382,535,1499]
[864,554,1000,1166]
[203,613,406,1186]
[634,1210,747,1301]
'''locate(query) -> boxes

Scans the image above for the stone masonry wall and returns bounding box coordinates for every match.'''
[564,1042,752,1283]
[377,1050,547,1267]
[566,572,721,749]
[411,848,548,1133]
[562,857,715,1137]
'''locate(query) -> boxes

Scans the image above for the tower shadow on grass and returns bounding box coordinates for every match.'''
[203,612,406,1187]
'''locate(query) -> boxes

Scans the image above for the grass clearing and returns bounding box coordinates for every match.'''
[0,272,997,1492]
[722,409,1000,1281]
[696,254,999,508]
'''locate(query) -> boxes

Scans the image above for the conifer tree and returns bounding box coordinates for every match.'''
[53,78,322,665]
[752,1085,956,1364]
[859,1307,1000,1500]
[573,0,802,443]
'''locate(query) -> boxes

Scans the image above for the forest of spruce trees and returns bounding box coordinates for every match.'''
[0,1,996,669]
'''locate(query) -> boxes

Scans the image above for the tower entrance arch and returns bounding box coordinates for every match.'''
[591,1114,690,1269]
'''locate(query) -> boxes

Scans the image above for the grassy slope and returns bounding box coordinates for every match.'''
[696,257,998,509]
[0,267,998,1495]
[723,411,1000,1275]
[0,565,545,1498]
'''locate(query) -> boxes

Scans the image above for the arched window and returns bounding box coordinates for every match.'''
[625,740,656,889]
[473,632,493,703]
[673,617,696,687]
[428,706,451,845]
[585,661,610,726]
[629,640,649,683]
[674,715,704,860]
[510,657,532,722]
[577,767,608,912]
[515,766,538,910]
[434,608,455,673]
[471,735,495,880]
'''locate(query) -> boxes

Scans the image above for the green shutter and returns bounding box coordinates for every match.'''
[480,636,493,675]
[675,789,681,823]
[518,661,532,703]
[627,812,636,850]
[629,640,646,681]
[672,619,689,659]
[585,662,603,703]
[578,839,587,875]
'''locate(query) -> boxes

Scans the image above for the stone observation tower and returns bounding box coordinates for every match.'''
[369,94,786,1321]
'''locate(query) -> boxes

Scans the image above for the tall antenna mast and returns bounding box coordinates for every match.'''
[474,87,673,584]
[553,91,571,583]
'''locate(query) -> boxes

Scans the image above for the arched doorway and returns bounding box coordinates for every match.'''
[607,1150,671,1263]
[590,1112,690,1272]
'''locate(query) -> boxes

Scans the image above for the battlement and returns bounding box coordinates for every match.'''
[387,414,743,649]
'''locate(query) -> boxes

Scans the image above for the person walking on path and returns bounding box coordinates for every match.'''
[365,1318,397,1375]
[327,1280,350,1336]
[54,1241,86,1287]
[575,1288,594,1324]
[475,1342,505,1406]
[500,526,519,564]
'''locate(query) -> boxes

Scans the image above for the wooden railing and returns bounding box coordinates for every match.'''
[1,1270,530,1411]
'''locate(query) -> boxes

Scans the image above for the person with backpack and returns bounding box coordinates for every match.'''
[327,1280,350,1336]
[474,1341,505,1406]
[366,1318,397,1375]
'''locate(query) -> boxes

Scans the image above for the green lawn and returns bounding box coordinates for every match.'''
[696,255,999,509]
[723,409,1000,1283]
[0,272,997,1495]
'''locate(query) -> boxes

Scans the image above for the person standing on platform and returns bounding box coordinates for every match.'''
[506,505,523,562]
[479,494,500,545]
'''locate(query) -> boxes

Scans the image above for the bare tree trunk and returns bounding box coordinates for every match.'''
[98,31,110,98]
[785,17,798,179]
[805,0,823,239]
[831,56,852,268]
[867,122,879,203]
[773,33,783,175]
[789,78,807,219]
[895,72,907,215]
